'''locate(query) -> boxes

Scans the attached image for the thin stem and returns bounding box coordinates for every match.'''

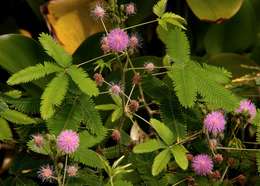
[126,84,135,106]
[124,19,158,30]
[110,176,114,186]
[172,178,187,186]
[152,71,168,76]
[216,147,260,152]
[77,53,113,67]
[133,113,151,126]
[220,166,229,182]
[62,155,68,186]
[125,66,171,72]
[100,18,108,34]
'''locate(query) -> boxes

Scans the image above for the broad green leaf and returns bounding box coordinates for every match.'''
[168,62,197,108]
[0,99,8,113]
[40,73,69,119]
[186,0,243,22]
[67,65,99,96]
[79,130,106,149]
[152,148,171,176]
[111,107,123,122]
[153,0,167,17]
[7,62,62,85]
[73,148,103,168]
[1,109,35,124]
[202,64,231,84]
[111,95,122,106]
[39,33,72,67]
[170,145,188,170]
[160,13,187,30]
[157,26,190,64]
[0,118,12,140]
[113,180,133,186]
[150,119,174,145]
[4,90,22,99]
[95,104,117,111]
[133,139,165,153]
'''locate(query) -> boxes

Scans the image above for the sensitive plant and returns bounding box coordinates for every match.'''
[0,0,260,185]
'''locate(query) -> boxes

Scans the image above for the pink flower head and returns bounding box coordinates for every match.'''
[57,130,79,154]
[125,3,136,15]
[144,63,155,72]
[110,84,121,95]
[235,99,256,121]
[111,129,121,142]
[67,165,78,177]
[100,36,110,53]
[192,154,213,176]
[107,28,129,52]
[38,164,54,182]
[32,134,44,147]
[92,4,106,19]
[204,111,226,134]
[129,34,140,49]
[93,73,104,86]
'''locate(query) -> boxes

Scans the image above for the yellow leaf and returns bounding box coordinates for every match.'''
[43,0,106,54]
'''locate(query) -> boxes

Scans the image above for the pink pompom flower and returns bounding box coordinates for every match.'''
[129,34,141,50]
[144,63,155,72]
[125,3,136,15]
[110,84,121,95]
[107,28,129,52]
[100,36,110,53]
[32,134,44,147]
[92,4,106,19]
[67,165,78,177]
[192,154,213,176]
[235,99,256,121]
[38,164,54,182]
[204,111,226,134]
[57,130,79,154]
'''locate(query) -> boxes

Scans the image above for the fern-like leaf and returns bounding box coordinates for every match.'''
[38,33,72,67]
[67,65,99,96]
[47,104,82,135]
[40,73,69,119]
[5,97,40,114]
[157,26,190,64]
[202,64,232,84]
[153,0,167,17]
[7,62,62,85]
[1,109,35,124]
[79,130,106,149]
[168,62,197,107]
[78,94,104,135]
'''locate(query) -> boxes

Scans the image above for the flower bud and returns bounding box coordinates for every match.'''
[93,73,104,86]
[214,153,223,164]
[112,129,121,142]
[132,73,142,85]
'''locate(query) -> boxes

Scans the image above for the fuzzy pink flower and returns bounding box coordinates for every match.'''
[100,36,110,53]
[204,111,226,134]
[144,63,155,72]
[107,28,129,52]
[125,3,136,15]
[33,134,44,147]
[92,5,106,19]
[111,129,121,142]
[93,73,104,86]
[192,154,213,176]
[38,165,54,182]
[235,99,256,121]
[110,84,121,95]
[129,34,140,49]
[57,130,79,154]
[67,165,78,177]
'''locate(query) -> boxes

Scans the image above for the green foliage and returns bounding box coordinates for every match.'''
[157,26,190,64]
[153,0,167,17]
[1,109,35,124]
[73,148,103,168]
[5,97,40,114]
[159,13,187,30]
[0,117,12,140]
[150,119,174,145]
[40,73,69,119]
[67,65,99,96]
[39,33,72,67]
[170,145,188,170]
[27,137,52,155]
[152,148,171,176]
[7,62,62,85]
[113,180,133,186]
[133,139,165,153]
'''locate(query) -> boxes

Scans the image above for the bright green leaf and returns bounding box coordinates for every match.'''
[152,148,171,176]
[95,104,117,111]
[170,145,188,170]
[1,109,35,124]
[133,139,166,153]
[0,118,12,140]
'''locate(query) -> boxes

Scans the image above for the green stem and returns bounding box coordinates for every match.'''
[100,18,108,34]
[110,176,114,186]
[220,166,229,182]
[216,147,260,151]
[62,155,68,186]
[124,19,158,30]
[77,53,113,67]
[172,178,187,186]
